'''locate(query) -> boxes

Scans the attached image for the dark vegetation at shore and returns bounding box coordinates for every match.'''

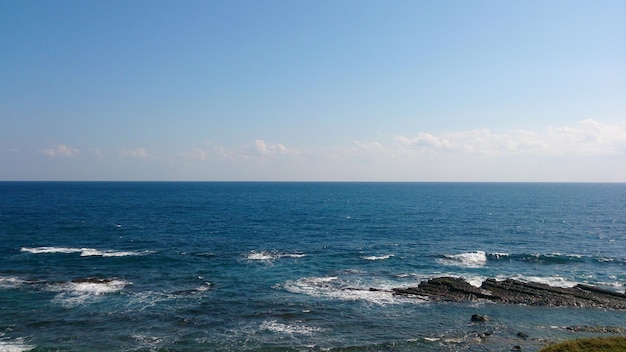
[539,337,626,352]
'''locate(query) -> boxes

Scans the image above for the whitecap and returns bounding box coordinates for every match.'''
[362,254,394,261]
[437,251,487,268]
[281,276,423,306]
[245,251,306,261]
[21,247,149,257]
[66,279,129,294]
[0,276,25,289]
[79,249,149,257]
[246,251,276,261]
[195,282,213,292]
[280,253,306,258]
[21,247,82,254]
[0,336,34,352]
[507,274,579,288]
[49,278,129,307]
[131,334,165,350]
[260,320,323,335]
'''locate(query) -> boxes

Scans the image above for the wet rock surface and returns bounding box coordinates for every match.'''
[392,277,626,309]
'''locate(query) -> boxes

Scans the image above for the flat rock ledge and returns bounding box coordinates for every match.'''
[392,277,626,310]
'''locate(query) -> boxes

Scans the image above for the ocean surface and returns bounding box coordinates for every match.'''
[0,182,624,351]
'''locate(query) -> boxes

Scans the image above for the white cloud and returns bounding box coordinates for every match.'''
[42,144,80,158]
[252,139,289,156]
[395,119,626,157]
[119,148,152,160]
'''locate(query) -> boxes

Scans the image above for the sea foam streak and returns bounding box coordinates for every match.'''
[260,320,324,335]
[245,251,306,261]
[0,276,25,289]
[0,334,34,352]
[21,247,149,257]
[438,251,488,268]
[362,254,394,261]
[50,278,129,307]
[281,276,420,305]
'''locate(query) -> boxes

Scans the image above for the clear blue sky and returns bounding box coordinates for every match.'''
[1,0,624,181]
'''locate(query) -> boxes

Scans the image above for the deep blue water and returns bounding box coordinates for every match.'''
[0,182,625,351]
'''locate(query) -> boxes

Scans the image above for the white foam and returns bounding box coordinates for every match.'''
[260,320,323,335]
[66,279,129,294]
[246,251,276,261]
[0,334,34,352]
[131,335,164,350]
[50,279,129,307]
[21,247,81,254]
[195,282,212,292]
[281,276,423,306]
[79,249,148,257]
[245,251,306,261]
[0,276,25,289]
[21,247,149,257]
[437,251,487,268]
[362,254,394,261]
[506,275,579,288]
[281,253,306,258]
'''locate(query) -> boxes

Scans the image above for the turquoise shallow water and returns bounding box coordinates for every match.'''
[1,182,625,351]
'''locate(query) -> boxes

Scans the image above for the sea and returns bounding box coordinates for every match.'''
[0,182,624,351]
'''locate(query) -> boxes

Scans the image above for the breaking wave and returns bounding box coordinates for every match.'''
[362,254,394,261]
[0,334,34,352]
[49,278,130,307]
[437,251,488,268]
[260,320,324,335]
[438,251,625,268]
[21,247,150,257]
[280,276,423,305]
[245,250,306,262]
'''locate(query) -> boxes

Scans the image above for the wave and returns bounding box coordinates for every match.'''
[49,278,130,307]
[492,252,626,266]
[437,251,625,268]
[0,276,26,289]
[21,247,150,257]
[362,254,394,261]
[245,250,306,261]
[437,251,487,268]
[280,276,424,306]
[259,320,324,336]
[0,334,34,352]
[505,274,580,288]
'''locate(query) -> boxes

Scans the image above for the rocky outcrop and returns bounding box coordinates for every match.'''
[392,277,626,310]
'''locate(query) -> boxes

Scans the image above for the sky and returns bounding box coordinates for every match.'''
[1,0,625,181]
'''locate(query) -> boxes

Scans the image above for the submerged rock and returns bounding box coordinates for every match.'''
[566,325,625,333]
[393,277,626,310]
[471,314,489,322]
[71,278,113,284]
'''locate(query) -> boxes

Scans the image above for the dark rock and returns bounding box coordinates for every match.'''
[392,277,626,310]
[471,314,488,322]
[566,325,624,333]
[510,346,522,351]
[393,277,493,301]
[517,332,529,340]
[71,278,113,284]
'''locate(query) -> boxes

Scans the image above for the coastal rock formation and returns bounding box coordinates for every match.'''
[392,277,626,310]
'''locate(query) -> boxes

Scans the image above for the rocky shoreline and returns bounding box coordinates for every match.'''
[391,277,626,310]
